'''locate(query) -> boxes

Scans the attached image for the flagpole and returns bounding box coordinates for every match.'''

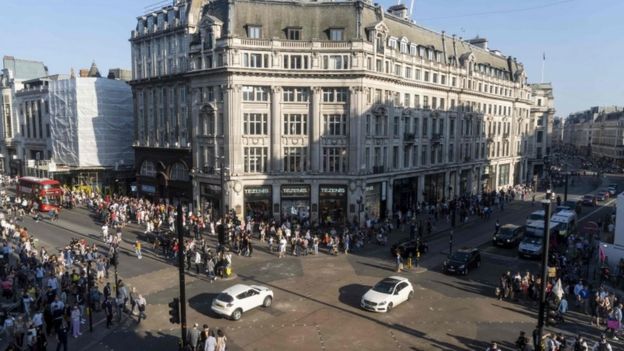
[541,52,545,83]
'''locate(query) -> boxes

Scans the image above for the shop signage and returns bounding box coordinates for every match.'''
[201,184,221,195]
[244,186,271,195]
[141,184,156,194]
[319,185,346,197]
[281,185,310,198]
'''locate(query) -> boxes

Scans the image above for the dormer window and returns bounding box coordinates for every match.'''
[329,28,344,41]
[286,27,301,40]
[247,25,262,39]
[388,37,397,50]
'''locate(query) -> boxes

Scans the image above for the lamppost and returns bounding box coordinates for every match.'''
[536,191,554,350]
[175,203,188,349]
[86,257,94,332]
[215,156,229,246]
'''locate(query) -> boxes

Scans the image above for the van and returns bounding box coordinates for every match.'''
[550,210,577,237]
[518,223,560,258]
[526,210,545,235]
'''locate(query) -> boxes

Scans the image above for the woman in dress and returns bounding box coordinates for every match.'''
[215,329,227,351]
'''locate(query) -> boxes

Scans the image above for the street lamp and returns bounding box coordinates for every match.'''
[536,193,553,350]
[86,257,94,332]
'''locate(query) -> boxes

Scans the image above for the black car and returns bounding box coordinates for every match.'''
[391,238,429,259]
[443,248,481,275]
[492,224,525,247]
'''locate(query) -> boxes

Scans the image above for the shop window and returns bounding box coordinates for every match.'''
[170,162,189,181]
[140,160,157,177]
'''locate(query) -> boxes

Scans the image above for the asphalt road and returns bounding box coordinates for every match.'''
[8,173,623,351]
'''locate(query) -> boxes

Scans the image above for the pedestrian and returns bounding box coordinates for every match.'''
[395,252,403,272]
[200,324,210,350]
[515,331,528,350]
[135,240,142,259]
[206,258,215,282]
[485,341,501,351]
[56,321,68,351]
[136,294,146,323]
[194,250,202,274]
[188,323,201,351]
[70,305,81,338]
[216,329,227,351]
[104,298,113,328]
[204,329,217,351]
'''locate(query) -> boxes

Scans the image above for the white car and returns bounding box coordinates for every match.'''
[211,284,273,321]
[360,276,414,312]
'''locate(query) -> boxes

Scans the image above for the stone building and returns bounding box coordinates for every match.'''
[131,0,550,225]
[563,106,621,157]
[527,83,555,177]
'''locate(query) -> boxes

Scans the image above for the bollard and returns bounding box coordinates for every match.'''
[416,250,420,267]
[406,254,413,269]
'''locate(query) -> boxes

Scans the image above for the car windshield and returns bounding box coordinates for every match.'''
[216,293,234,303]
[499,228,515,237]
[449,251,470,262]
[528,214,543,221]
[523,235,542,244]
[584,195,593,200]
[372,279,399,294]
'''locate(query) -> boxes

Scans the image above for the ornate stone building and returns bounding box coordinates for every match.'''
[132,0,550,225]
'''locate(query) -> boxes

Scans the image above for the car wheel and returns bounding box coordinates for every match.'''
[407,291,414,301]
[262,296,272,307]
[386,302,393,312]
[231,309,242,321]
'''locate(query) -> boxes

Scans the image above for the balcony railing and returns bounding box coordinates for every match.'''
[431,133,442,144]
[372,165,385,174]
[403,133,415,143]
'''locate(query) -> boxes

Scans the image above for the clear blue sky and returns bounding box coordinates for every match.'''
[1,0,622,117]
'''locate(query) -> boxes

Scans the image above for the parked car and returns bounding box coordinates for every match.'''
[390,238,429,259]
[582,195,596,207]
[211,284,273,321]
[595,192,608,201]
[492,224,526,247]
[360,276,414,313]
[443,248,481,275]
[608,184,618,196]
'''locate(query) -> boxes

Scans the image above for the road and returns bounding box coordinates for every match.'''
[8,173,622,351]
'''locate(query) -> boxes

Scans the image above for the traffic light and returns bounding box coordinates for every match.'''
[168,298,180,324]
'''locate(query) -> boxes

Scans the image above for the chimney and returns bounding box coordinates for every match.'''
[387,4,409,19]
[467,36,488,50]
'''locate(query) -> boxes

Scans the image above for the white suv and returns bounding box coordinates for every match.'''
[360,276,414,312]
[211,284,273,321]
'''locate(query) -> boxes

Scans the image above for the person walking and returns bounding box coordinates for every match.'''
[104,298,114,328]
[56,321,68,351]
[204,329,217,351]
[70,305,81,338]
[187,323,201,351]
[136,294,147,323]
[395,251,403,272]
[135,240,142,260]
[216,329,227,351]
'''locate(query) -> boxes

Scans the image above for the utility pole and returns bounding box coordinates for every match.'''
[176,203,187,349]
[536,193,553,350]
[563,172,569,202]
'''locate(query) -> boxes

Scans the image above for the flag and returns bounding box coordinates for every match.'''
[599,244,606,263]
[543,52,546,61]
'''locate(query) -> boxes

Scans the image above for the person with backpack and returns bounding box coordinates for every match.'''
[592,334,612,351]
[515,331,528,350]
[573,335,589,351]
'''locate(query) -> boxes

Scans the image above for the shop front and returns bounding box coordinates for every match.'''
[424,172,446,203]
[364,182,385,221]
[460,170,471,195]
[280,184,310,223]
[392,177,417,213]
[200,183,222,219]
[318,185,347,226]
[244,185,272,220]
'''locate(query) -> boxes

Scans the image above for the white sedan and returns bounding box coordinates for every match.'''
[211,284,273,321]
[360,276,414,312]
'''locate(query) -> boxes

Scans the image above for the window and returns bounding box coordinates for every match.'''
[393,117,400,137]
[414,94,420,108]
[322,88,348,103]
[403,146,410,168]
[422,117,428,137]
[170,163,189,181]
[323,114,347,136]
[242,86,269,101]
[283,147,307,172]
[388,38,398,50]
[440,75,446,85]
[400,40,408,54]
[286,27,301,40]
[393,146,399,169]
[243,113,268,135]
[247,25,262,39]
[244,147,268,173]
[323,55,349,70]
[415,69,421,80]
[140,160,157,177]
[421,145,427,166]
[282,87,309,102]
[424,71,430,82]
[243,53,269,68]
[283,55,309,69]
[329,28,344,41]
[448,144,454,162]
[432,73,438,84]
[405,67,412,79]
[322,147,347,173]
[404,93,410,107]
[283,114,308,135]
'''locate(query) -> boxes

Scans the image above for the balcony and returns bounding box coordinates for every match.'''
[431,133,442,145]
[403,133,415,143]
[372,165,385,174]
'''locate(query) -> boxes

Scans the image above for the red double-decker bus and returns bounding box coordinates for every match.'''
[16,177,63,212]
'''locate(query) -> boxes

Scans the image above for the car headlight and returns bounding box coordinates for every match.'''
[459,265,465,269]
[506,239,511,242]
[443,260,448,266]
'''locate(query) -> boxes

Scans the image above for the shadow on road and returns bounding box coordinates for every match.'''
[337,283,369,308]
[188,292,221,318]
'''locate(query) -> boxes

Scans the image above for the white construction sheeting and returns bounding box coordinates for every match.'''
[48,77,134,168]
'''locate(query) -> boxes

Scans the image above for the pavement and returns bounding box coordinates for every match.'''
[2,173,622,351]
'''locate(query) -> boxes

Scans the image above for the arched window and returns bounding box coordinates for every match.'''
[140,160,156,177]
[170,162,189,181]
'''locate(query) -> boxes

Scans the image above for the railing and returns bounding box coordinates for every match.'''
[372,165,385,174]
[320,41,351,48]
[403,133,415,143]
[240,38,271,47]
[431,133,442,144]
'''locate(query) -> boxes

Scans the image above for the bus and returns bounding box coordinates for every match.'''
[16,176,63,212]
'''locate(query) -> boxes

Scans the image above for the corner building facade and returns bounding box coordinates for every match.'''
[139,0,545,225]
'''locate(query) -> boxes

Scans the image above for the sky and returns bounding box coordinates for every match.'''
[1,0,622,117]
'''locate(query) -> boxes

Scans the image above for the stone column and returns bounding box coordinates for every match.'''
[444,170,450,200]
[349,86,363,174]
[270,86,282,173]
[310,87,322,173]
[455,168,461,197]
[224,84,242,174]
